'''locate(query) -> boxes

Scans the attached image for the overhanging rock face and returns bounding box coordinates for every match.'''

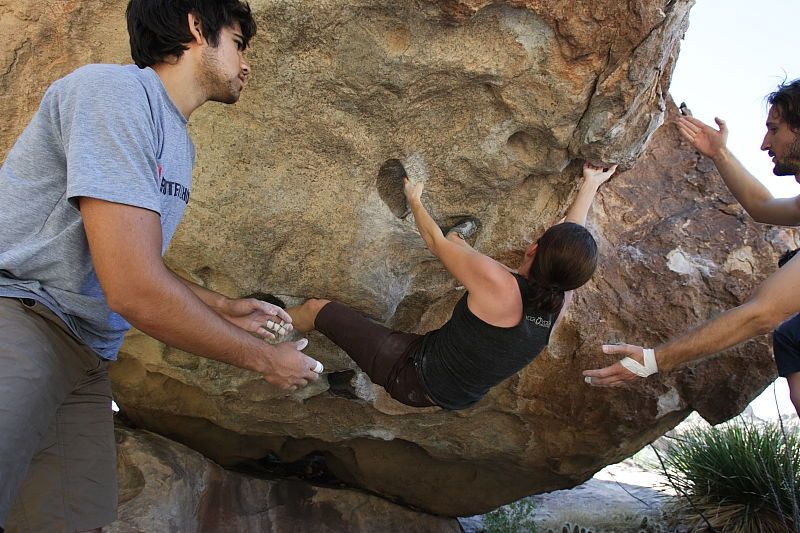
[3,0,783,517]
[111,426,460,532]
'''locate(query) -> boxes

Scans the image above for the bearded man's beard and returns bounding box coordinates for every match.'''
[774,137,800,176]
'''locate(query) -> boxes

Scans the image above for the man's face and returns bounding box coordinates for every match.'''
[761,106,800,178]
[199,22,250,104]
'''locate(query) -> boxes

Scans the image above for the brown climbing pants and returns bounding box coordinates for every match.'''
[315,301,437,408]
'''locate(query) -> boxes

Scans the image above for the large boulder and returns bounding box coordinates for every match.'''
[2,0,785,517]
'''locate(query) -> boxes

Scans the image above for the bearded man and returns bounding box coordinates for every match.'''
[584,80,800,415]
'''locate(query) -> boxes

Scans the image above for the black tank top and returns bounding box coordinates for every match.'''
[415,273,556,410]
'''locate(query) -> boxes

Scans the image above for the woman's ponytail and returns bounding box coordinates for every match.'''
[525,222,598,314]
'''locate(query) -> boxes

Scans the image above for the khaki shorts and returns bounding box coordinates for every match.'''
[0,298,116,532]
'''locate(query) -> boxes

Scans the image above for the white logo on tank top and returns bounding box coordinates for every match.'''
[525,315,551,328]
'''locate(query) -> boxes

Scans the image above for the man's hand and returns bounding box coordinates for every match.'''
[677,114,729,160]
[582,343,644,387]
[220,297,293,339]
[582,162,618,186]
[403,177,424,205]
[262,339,321,390]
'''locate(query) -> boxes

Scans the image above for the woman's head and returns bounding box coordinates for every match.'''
[526,222,598,313]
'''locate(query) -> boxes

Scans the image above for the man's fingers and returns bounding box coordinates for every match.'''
[309,358,324,374]
[678,117,701,134]
[677,122,695,139]
[265,320,288,336]
[272,307,292,324]
[601,343,636,356]
[251,300,292,324]
[682,115,708,129]
[295,338,309,350]
[584,373,628,387]
[257,327,275,339]
[583,365,620,379]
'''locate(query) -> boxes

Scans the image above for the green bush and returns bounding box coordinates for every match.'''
[483,497,538,533]
[662,419,800,532]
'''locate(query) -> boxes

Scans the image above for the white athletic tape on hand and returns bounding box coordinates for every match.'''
[313,360,324,374]
[266,320,288,336]
[620,348,658,377]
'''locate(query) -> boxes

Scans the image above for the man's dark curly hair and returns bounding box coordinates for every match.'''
[768,79,800,131]
[126,0,257,68]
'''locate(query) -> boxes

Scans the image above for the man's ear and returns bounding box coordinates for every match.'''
[187,12,206,45]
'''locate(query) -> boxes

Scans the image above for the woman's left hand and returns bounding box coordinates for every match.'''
[403,177,424,204]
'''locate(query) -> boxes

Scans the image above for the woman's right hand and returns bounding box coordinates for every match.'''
[403,177,424,204]
[583,162,618,185]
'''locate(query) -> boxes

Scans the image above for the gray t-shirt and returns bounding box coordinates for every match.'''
[0,64,195,360]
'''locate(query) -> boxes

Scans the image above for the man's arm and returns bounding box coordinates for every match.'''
[174,275,228,311]
[583,250,800,386]
[80,198,320,390]
[174,274,293,339]
[678,115,800,225]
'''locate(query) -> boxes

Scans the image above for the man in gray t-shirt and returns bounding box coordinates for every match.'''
[0,2,320,531]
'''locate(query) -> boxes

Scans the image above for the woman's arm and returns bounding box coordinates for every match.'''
[404,178,449,254]
[551,290,573,333]
[404,178,514,307]
[564,163,617,226]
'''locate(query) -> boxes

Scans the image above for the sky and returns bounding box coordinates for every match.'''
[669,0,800,419]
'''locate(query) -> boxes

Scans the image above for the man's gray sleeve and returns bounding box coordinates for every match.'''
[60,69,162,214]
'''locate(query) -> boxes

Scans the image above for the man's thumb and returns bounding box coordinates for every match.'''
[295,338,309,351]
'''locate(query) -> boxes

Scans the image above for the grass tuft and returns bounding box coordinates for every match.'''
[662,419,800,532]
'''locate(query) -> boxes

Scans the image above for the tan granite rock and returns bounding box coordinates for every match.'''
[110,424,460,532]
[2,0,782,518]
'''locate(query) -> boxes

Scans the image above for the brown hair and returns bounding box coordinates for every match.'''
[768,79,800,130]
[127,0,257,68]
[526,222,598,314]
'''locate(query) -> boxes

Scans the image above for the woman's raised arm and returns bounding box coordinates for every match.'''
[563,162,617,226]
